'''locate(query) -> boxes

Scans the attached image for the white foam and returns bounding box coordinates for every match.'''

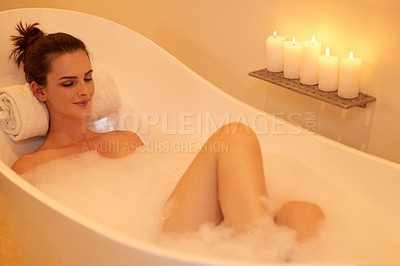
[22,137,400,265]
[25,134,199,242]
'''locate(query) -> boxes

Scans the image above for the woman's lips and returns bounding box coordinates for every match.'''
[73,99,90,107]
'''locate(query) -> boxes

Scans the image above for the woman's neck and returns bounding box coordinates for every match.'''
[42,115,90,149]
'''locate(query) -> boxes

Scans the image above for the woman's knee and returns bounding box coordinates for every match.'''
[218,122,253,136]
[215,122,256,142]
[212,122,258,146]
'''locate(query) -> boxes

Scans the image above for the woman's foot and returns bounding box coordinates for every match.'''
[274,201,324,241]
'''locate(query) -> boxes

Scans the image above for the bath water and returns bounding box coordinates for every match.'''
[22,134,400,265]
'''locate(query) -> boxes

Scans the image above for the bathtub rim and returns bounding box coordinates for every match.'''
[0,159,258,266]
[0,159,373,266]
[1,160,370,266]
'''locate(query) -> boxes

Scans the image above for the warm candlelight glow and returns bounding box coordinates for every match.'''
[319,46,339,91]
[266,31,285,72]
[300,35,321,85]
[284,37,303,79]
[339,51,362,98]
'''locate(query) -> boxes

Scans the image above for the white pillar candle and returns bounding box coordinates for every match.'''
[318,47,339,92]
[266,31,286,72]
[338,52,362,99]
[300,35,321,85]
[283,37,303,79]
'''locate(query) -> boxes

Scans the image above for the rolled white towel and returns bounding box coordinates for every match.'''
[0,83,49,141]
[0,63,122,141]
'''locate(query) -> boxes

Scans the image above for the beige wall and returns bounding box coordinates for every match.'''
[1,0,399,164]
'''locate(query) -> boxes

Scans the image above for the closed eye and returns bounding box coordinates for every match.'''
[62,81,74,87]
[59,70,93,87]
[84,72,93,82]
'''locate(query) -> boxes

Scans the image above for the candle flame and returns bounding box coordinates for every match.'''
[349,52,354,60]
[326,47,330,56]
[311,35,315,44]
[273,31,276,37]
[292,37,296,46]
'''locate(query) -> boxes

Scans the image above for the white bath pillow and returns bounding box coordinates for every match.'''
[90,63,121,118]
[0,63,121,141]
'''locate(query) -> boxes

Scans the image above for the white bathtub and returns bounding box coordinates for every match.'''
[0,8,399,266]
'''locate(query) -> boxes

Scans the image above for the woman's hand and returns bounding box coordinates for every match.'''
[87,130,143,158]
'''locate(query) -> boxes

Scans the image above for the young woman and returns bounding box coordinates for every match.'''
[10,22,324,241]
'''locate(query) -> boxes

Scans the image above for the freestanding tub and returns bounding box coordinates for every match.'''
[0,8,399,266]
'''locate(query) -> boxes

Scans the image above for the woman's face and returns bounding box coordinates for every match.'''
[43,49,94,120]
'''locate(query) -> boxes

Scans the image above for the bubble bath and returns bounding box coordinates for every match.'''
[22,134,400,265]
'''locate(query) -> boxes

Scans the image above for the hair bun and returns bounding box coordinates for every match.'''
[10,22,46,67]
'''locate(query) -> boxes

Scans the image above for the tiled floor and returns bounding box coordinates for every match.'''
[0,209,20,266]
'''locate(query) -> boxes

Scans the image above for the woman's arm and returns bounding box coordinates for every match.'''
[87,130,143,158]
[12,131,143,175]
[11,144,85,175]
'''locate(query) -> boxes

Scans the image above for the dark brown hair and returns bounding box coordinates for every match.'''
[10,22,90,86]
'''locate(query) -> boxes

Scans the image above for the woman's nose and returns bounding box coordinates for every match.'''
[78,83,88,96]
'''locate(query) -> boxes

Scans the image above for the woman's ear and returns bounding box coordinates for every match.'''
[30,81,47,102]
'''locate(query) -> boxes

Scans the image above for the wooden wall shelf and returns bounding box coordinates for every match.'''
[249,68,376,109]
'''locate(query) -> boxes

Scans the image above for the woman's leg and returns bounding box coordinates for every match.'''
[163,122,268,233]
[162,122,324,239]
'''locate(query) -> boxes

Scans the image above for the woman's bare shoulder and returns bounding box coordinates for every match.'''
[11,152,41,175]
[11,145,83,175]
[87,130,143,158]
